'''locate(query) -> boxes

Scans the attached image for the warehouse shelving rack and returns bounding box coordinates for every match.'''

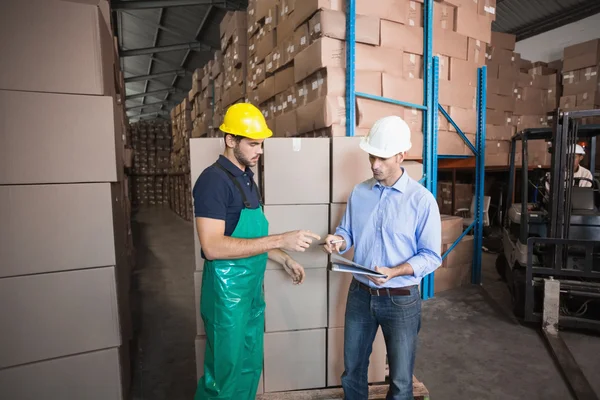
[345,0,487,299]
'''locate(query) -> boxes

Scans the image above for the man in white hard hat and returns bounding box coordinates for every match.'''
[323,116,442,400]
[571,144,593,187]
[544,144,594,196]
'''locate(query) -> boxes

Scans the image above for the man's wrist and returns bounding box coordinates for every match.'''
[392,263,414,277]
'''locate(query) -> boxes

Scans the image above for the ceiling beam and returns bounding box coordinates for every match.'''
[126,87,178,100]
[511,0,600,41]
[127,100,173,110]
[125,69,186,83]
[121,41,212,57]
[112,0,226,10]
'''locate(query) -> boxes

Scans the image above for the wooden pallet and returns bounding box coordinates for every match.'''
[256,376,429,400]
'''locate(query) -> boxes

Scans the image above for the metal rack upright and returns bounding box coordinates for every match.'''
[345,0,487,300]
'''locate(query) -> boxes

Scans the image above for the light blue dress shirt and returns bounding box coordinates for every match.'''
[335,168,442,288]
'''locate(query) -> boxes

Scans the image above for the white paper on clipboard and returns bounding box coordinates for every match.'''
[329,253,388,278]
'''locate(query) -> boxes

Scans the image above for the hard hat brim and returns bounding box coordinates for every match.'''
[220,124,273,140]
[359,137,411,158]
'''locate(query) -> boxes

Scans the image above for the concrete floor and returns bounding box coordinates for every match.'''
[129,208,600,400]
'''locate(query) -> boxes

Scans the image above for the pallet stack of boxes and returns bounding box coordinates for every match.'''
[486,31,561,168]
[190,68,214,138]
[560,39,600,116]
[169,101,194,220]
[129,120,172,208]
[0,0,133,398]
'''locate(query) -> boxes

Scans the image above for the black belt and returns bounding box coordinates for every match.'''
[355,279,415,296]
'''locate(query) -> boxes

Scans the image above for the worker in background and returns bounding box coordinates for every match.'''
[323,116,442,400]
[193,103,320,400]
[571,144,593,187]
[544,144,594,198]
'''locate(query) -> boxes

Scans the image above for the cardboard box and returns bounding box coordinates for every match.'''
[434,263,471,293]
[439,80,477,109]
[577,91,600,107]
[515,99,546,116]
[491,31,515,51]
[404,107,424,133]
[448,107,478,135]
[0,348,123,400]
[487,93,516,112]
[486,46,515,65]
[331,137,374,203]
[485,140,510,166]
[407,0,424,27]
[264,330,326,392]
[327,327,387,386]
[442,235,474,268]
[381,20,423,55]
[486,124,515,141]
[293,0,345,27]
[455,6,492,44]
[438,130,469,156]
[274,65,295,95]
[0,267,121,369]
[264,269,327,332]
[264,205,329,268]
[382,74,425,107]
[487,77,515,97]
[294,37,344,82]
[563,53,600,73]
[516,115,546,131]
[275,110,298,137]
[434,29,469,61]
[0,184,120,278]
[295,95,346,133]
[441,215,463,245]
[357,0,408,24]
[563,39,600,61]
[263,138,330,204]
[486,109,513,126]
[499,64,519,81]
[468,38,486,66]
[0,90,121,184]
[404,53,424,79]
[1,0,114,95]
[357,98,405,129]
[450,58,479,86]
[308,9,380,46]
[434,1,456,31]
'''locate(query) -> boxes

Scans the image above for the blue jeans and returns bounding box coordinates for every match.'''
[342,279,421,400]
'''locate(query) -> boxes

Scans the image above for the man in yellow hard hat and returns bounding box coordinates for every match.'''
[193,103,321,400]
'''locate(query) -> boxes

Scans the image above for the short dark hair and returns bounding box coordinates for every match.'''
[224,132,243,144]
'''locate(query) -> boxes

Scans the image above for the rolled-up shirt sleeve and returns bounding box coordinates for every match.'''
[405,193,442,278]
[334,191,354,255]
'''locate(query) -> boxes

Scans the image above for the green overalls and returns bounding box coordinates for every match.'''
[195,163,268,400]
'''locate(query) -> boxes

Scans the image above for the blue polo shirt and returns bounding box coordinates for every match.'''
[193,155,261,259]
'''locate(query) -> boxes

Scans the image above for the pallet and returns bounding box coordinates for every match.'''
[255,376,429,400]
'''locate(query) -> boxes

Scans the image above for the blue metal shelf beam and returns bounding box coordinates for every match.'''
[344,0,487,298]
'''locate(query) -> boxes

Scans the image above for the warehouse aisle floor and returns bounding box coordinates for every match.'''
[129,209,600,400]
[130,207,197,400]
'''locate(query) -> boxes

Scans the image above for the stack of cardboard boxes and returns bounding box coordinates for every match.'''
[189,67,215,138]
[169,101,194,220]
[0,0,133,398]
[129,120,172,208]
[560,39,600,114]
[236,0,494,156]
[485,31,558,167]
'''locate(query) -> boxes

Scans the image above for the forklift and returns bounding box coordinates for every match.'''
[495,109,600,400]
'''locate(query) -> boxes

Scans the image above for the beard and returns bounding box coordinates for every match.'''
[233,144,255,167]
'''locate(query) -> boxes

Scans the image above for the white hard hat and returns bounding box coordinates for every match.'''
[570,144,585,155]
[359,116,412,158]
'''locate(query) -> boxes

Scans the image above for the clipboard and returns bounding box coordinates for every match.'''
[329,253,388,278]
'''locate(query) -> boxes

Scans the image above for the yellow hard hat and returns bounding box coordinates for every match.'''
[219,103,273,140]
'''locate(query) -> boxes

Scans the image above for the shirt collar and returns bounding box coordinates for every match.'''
[372,167,409,193]
[217,154,254,177]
